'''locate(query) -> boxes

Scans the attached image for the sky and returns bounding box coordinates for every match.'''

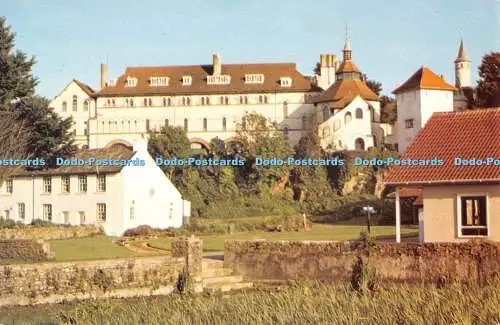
[3,0,499,98]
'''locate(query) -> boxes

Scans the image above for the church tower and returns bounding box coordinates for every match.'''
[454,39,472,88]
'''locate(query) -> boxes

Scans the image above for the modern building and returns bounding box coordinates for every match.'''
[0,140,190,236]
[384,108,500,242]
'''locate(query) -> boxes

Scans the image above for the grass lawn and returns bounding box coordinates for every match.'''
[149,224,418,252]
[48,236,156,262]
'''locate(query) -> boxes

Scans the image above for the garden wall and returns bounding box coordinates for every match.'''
[224,240,500,284]
[0,239,55,261]
[0,225,103,240]
[0,255,186,307]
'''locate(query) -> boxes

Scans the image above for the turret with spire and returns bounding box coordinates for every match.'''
[336,29,361,81]
[454,38,472,88]
[343,28,352,61]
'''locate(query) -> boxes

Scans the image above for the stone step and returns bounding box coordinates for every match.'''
[202,275,243,286]
[204,282,254,293]
[199,267,233,278]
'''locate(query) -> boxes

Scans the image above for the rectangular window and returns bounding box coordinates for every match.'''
[43,177,52,193]
[6,178,13,194]
[61,175,70,193]
[405,118,414,129]
[97,174,106,192]
[96,203,106,222]
[79,211,86,224]
[43,204,52,221]
[63,211,70,224]
[79,175,87,192]
[17,203,25,219]
[130,206,135,220]
[460,196,487,236]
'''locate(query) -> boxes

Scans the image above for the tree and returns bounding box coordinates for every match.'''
[0,17,37,107]
[0,17,75,165]
[313,62,321,75]
[380,95,397,123]
[365,79,382,96]
[476,52,500,108]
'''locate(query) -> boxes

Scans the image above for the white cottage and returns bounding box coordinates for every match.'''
[0,140,190,236]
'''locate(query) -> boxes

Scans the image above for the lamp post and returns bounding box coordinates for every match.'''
[362,206,376,234]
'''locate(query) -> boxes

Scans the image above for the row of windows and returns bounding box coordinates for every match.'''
[5,175,106,194]
[62,96,90,112]
[5,203,106,223]
[100,94,314,108]
[323,107,374,125]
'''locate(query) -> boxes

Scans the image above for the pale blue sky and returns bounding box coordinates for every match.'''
[3,0,499,98]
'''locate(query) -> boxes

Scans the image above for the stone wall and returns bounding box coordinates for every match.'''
[224,240,500,284]
[0,225,103,240]
[172,236,203,276]
[0,240,55,261]
[0,255,185,307]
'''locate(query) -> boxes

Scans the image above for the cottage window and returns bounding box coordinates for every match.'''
[264,96,268,104]
[222,117,227,131]
[84,100,89,111]
[72,95,78,111]
[43,177,52,193]
[355,108,363,119]
[459,196,488,236]
[184,118,188,132]
[96,174,106,192]
[405,119,414,129]
[6,178,13,194]
[96,203,106,222]
[43,204,52,221]
[203,118,208,131]
[259,95,263,104]
[17,203,25,219]
[79,175,87,192]
[344,112,352,125]
[62,101,67,112]
[61,175,70,193]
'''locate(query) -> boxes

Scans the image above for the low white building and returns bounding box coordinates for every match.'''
[0,140,190,236]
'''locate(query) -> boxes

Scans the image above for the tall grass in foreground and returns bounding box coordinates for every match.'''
[54,280,500,325]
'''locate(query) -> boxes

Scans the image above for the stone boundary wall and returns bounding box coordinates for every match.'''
[172,236,203,276]
[0,226,103,240]
[224,240,500,284]
[0,255,185,307]
[0,240,55,261]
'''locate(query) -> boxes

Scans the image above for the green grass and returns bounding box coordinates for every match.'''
[48,236,155,262]
[1,280,499,325]
[150,224,418,252]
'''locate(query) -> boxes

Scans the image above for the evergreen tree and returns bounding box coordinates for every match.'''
[0,17,75,163]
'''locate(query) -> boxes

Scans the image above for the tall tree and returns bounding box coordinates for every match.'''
[380,95,397,123]
[476,52,500,108]
[0,17,75,164]
[365,79,383,96]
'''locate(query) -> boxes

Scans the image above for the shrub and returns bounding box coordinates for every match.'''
[123,225,155,237]
[350,231,379,294]
[30,219,54,227]
[175,267,193,294]
[0,218,24,229]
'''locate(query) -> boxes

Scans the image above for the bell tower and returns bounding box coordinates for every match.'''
[454,39,472,88]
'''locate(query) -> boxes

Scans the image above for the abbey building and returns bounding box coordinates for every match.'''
[49,37,473,154]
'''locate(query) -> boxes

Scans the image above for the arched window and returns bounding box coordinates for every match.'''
[355,108,363,119]
[206,97,210,105]
[244,96,248,104]
[201,97,205,105]
[168,98,172,106]
[220,96,224,105]
[259,95,263,104]
[146,119,150,132]
[302,116,307,130]
[62,101,67,112]
[83,100,89,111]
[344,112,352,125]
[184,118,188,131]
[148,98,152,106]
[187,97,191,106]
[239,96,243,104]
[203,118,207,131]
[130,98,134,107]
[323,106,329,121]
[369,106,375,122]
[182,97,186,105]
[224,96,229,105]
[125,99,129,106]
[72,95,77,111]
[264,96,268,104]
[222,117,227,131]
[144,98,148,106]
[283,101,288,118]
[355,138,365,150]
[163,98,167,106]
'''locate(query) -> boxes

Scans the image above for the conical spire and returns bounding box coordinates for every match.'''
[455,38,470,62]
[343,27,352,61]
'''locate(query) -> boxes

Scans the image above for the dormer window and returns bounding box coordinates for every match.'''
[182,76,192,86]
[125,77,138,87]
[280,77,292,87]
[245,74,264,84]
[150,76,169,87]
[207,74,231,85]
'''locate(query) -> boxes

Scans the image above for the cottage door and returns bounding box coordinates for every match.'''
[418,208,424,242]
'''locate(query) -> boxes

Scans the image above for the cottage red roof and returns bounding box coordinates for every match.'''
[385,108,500,185]
[392,67,455,94]
[94,63,319,97]
[74,79,95,96]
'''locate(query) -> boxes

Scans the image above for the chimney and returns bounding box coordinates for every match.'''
[328,55,334,67]
[100,63,108,89]
[320,54,326,67]
[213,53,221,75]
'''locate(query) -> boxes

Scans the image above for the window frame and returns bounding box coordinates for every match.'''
[405,118,414,129]
[96,203,106,222]
[17,203,25,220]
[61,175,71,193]
[456,194,489,238]
[96,174,106,192]
[6,178,13,194]
[43,176,52,194]
[43,204,52,221]
[78,175,87,192]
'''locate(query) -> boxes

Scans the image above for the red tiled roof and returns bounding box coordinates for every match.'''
[73,79,95,96]
[385,108,500,185]
[337,60,360,74]
[392,67,455,94]
[94,63,318,97]
[314,79,379,105]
